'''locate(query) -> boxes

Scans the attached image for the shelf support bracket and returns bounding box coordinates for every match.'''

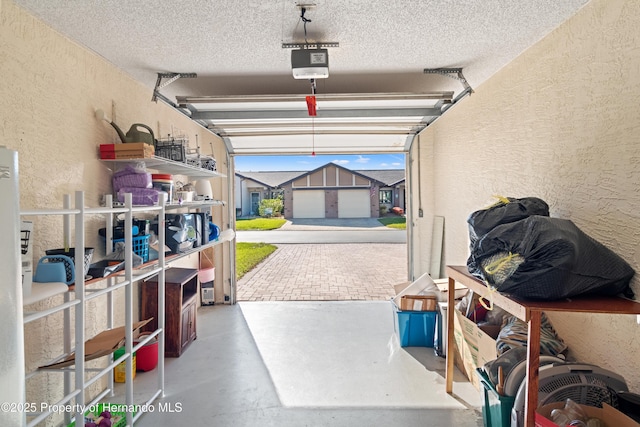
[152,72,197,102]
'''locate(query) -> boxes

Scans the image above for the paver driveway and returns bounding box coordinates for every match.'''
[236,243,408,301]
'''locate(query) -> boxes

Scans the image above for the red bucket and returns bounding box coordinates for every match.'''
[134,333,158,372]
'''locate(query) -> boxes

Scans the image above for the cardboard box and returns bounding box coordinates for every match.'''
[536,402,640,427]
[399,295,437,311]
[40,318,152,369]
[99,143,154,159]
[100,142,154,152]
[452,307,498,389]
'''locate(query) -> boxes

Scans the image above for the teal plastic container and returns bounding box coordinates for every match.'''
[396,310,437,347]
[476,368,516,427]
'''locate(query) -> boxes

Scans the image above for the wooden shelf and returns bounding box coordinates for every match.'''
[444,265,640,427]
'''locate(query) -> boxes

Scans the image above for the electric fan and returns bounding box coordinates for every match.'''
[511,363,628,427]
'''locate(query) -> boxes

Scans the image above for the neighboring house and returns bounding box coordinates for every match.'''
[355,169,406,215]
[235,170,302,217]
[235,163,405,219]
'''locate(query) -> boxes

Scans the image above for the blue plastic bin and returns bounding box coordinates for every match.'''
[112,234,150,262]
[396,309,437,347]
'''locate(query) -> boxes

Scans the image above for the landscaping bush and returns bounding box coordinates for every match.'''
[259,198,283,217]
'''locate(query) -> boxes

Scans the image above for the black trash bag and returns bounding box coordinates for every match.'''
[468,216,635,300]
[468,196,550,245]
[467,197,549,277]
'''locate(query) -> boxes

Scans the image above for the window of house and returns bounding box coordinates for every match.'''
[379,190,393,204]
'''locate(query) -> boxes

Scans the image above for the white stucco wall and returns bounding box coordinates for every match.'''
[411,0,640,391]
[1,1,230,424]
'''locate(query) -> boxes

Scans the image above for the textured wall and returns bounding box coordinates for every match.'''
[1,1,229,423]
[412,0,640,390]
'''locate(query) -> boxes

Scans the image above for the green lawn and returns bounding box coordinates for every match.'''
[378,217,407,229]
[236,242,277,279]
[236,218,287,230]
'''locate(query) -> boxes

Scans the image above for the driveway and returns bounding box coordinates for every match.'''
[236,217,407,244]
[236,218,408,302]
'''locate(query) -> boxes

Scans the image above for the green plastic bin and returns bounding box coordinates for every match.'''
[476,368,516,427]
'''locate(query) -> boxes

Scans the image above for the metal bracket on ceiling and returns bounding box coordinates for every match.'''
[152,72,197,102]
[282,42,340,49]
[423,68,473,94]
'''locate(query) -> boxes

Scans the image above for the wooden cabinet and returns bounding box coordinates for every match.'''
[141,267,199,357]
[181,298,197,353]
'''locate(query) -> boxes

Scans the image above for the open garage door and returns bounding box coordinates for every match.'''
[338,189,371,218]
[292,190,325,218]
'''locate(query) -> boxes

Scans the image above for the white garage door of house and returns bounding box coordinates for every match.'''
[293,190,325,218]
[338,190,371,218]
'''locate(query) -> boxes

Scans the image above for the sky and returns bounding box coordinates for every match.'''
[234,153,405,172]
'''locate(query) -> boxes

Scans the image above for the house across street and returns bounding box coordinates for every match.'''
[235,163,405,219]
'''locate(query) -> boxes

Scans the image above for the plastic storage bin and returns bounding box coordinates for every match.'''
[396,307,437,347]
[112,234,150,263]
[476,368,516,427]
[45,247,94,278]
[134,334,158,372]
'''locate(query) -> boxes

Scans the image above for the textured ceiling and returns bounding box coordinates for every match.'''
[14,0,590,154]
[14,0,590,100]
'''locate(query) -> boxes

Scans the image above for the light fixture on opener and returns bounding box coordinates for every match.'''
[285,4,338,79]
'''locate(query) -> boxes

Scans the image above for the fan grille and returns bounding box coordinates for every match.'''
[512,365,628,427]
[540,374,620,407]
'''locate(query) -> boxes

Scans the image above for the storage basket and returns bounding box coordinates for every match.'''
[186,155,217,171]
[20,228,31,254]
[45,247,94,279]
[113,235,150,263]
[155,137,186,162]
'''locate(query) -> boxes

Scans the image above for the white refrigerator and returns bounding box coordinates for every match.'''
[0,146,26,426]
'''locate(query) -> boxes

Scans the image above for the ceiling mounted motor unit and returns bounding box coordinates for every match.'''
[291,48,329,79]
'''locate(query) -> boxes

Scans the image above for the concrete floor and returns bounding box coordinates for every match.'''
[114,301,483,426]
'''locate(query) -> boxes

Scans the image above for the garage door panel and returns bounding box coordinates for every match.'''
[293,190,325,218]
[338,190,370,218]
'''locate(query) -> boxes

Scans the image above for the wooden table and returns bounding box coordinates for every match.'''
[445,265,640,427]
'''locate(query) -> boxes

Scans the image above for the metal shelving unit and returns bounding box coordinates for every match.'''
[21,192,167,427]
[100,155,232,303]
